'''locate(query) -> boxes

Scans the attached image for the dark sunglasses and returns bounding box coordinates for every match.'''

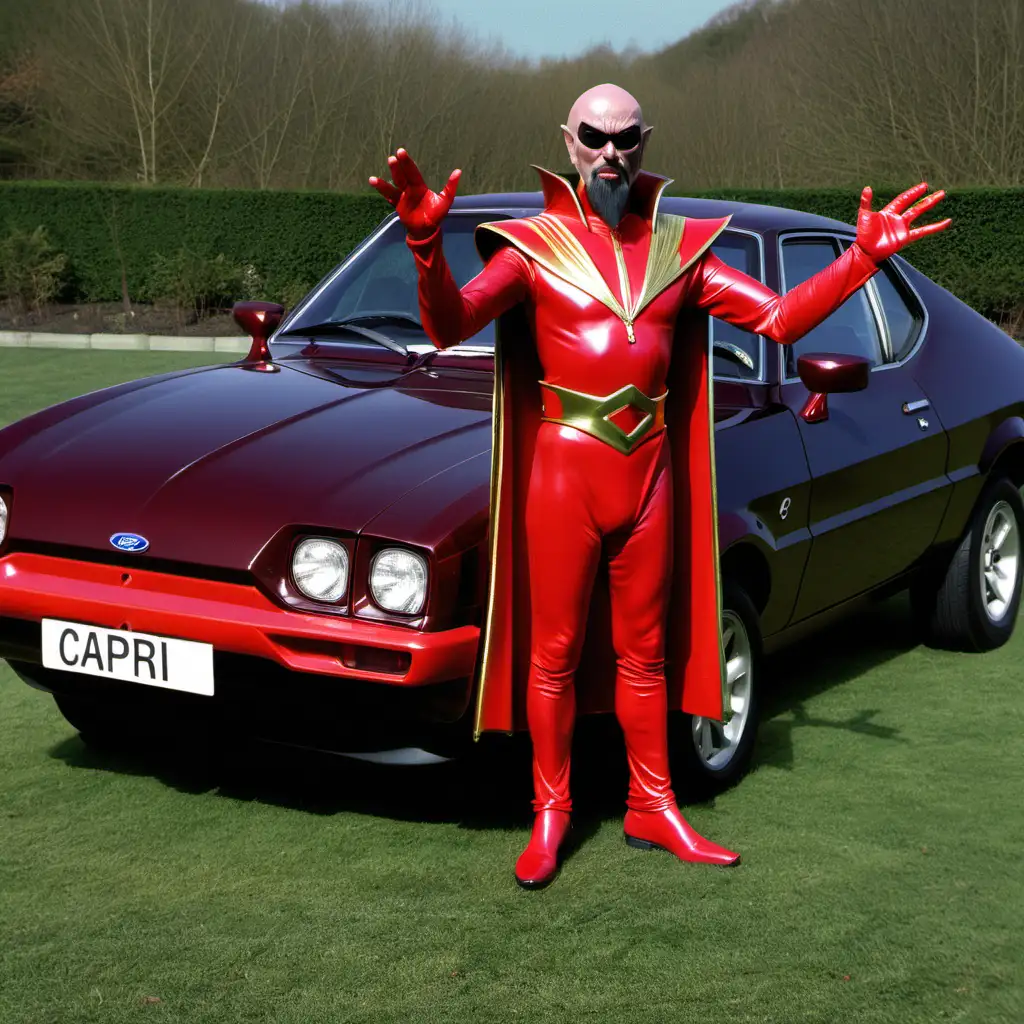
[576,121,643,152]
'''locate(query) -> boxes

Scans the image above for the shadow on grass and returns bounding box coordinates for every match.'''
[47,717,619,841]
[47,593,921,840]
[754,593,916,773]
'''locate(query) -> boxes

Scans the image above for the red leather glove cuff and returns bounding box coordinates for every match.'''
[405,226,443,250]
[847,240,880,270]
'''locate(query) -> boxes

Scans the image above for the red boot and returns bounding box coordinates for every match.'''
[615,658,740,867]
[515,809,572,889]
[624,806,740,866]
[517,635,576,889]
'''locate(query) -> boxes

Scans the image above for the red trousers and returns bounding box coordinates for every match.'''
[525,422,676,814]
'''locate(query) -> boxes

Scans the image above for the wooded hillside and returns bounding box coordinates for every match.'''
[0,0,1020,193]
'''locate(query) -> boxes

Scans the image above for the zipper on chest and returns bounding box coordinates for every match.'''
[610,230,636,343]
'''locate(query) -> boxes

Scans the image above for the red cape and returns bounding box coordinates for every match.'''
[471,171,728,738]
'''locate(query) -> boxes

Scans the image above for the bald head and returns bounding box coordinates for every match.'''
[561,84,653,228]
[565,83,645,138]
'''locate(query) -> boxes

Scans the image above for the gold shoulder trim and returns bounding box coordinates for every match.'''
[480,215,628,322]
[633,214,732,319]
[648,176,675,228]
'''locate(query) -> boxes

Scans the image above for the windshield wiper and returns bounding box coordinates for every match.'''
[333,310,423,329]
[280,319,408,356]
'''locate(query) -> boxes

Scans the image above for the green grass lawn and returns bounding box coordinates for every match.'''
[1,350,1023,1023]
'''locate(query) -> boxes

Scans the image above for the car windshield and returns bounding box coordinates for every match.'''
[278,212,764,377]
[279,213,502,346]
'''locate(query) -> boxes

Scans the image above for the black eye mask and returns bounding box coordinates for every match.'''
[576,121,642,152]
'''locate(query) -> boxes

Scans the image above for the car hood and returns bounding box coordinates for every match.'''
[0,359,493,571]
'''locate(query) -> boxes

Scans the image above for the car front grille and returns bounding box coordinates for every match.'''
[6,540,253,586]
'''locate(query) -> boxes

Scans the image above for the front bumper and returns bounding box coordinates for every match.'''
[0,551,480,687]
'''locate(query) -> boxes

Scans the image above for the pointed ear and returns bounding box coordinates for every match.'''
[561,124,577,170]
[637,124,654,165]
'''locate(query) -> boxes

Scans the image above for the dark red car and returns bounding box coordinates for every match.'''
[2,192,1022,794]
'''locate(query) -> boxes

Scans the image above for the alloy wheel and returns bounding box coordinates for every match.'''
[980,498,1020,623]
[690,609,753,771]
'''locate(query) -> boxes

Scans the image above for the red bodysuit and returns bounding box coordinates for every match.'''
[407,167,878,822]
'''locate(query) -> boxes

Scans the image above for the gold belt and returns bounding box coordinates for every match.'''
[538,381,668,455]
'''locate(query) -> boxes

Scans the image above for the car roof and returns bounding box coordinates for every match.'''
[450,191,857,234]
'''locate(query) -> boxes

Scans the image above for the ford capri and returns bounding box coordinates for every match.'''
[2,191,1022,795]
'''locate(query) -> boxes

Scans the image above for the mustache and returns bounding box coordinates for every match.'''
[590,163,625,179]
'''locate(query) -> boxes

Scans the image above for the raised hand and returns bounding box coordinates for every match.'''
[855,182,951,262]
[368,148,461,240]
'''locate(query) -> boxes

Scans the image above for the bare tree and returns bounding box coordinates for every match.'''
[34,0,214,183]
[7,0,1023,191]
[172,0,256,188]
[776,0,1024,187]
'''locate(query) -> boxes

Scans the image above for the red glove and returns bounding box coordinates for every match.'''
[369,149,461,241]
[855,181,951,262]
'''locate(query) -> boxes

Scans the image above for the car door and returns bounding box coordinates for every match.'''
[710,228,814,636]
[776,233,951,620]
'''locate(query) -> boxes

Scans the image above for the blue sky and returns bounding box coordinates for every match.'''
[424,0,740,61]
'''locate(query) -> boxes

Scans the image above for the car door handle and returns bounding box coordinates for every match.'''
[902,399,929,414]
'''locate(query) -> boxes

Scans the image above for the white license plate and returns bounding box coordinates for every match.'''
[41,619,214,696]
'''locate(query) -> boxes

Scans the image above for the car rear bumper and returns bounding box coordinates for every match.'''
[0,551,481,687]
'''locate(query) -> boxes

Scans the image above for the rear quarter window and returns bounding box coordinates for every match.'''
[871,260,925,362]
[780,237,885,377]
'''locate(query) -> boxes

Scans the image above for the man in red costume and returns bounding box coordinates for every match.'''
[370,84,949,889]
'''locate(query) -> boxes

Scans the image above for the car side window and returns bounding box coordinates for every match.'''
[781,238,884,378]
[710,232,762,382]
[870,260,924,362]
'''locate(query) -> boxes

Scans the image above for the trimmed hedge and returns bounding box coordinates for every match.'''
[0,180,391,307]
[0,180,1020,317]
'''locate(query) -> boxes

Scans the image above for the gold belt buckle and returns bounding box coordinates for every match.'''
[539,381,668,455]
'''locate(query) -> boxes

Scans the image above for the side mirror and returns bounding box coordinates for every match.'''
[796,353,871,423]
[233,301,285,367]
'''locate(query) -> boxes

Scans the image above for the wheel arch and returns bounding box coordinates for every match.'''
[981,420,1024,489]
[720,540,771,616]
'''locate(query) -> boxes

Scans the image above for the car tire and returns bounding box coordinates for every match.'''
[52,691,143,749]
[671,578,762,800]
[912,475,1024,651]
[52,689,213,753]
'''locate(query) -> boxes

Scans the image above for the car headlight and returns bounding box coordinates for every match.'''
[0,494,7,545]
[291,537,349,602]
[370,547,428,614]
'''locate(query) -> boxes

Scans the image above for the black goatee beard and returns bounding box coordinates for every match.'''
[586,167,631,228]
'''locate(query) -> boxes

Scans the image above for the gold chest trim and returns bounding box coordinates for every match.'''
[479,212,729,343]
